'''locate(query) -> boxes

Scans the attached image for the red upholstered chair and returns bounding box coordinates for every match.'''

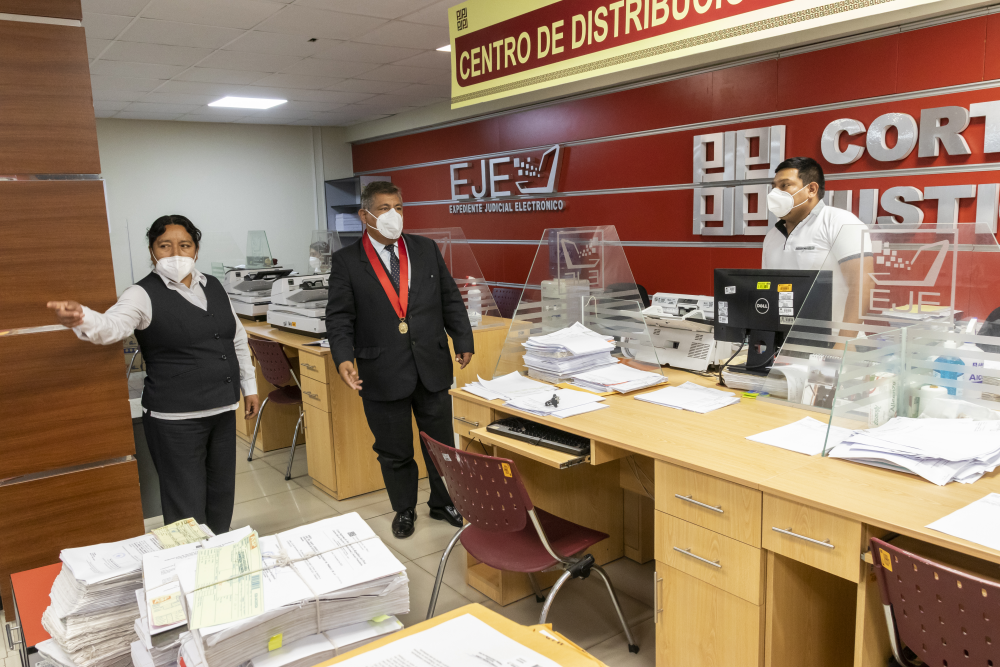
[246,338,303,480]
[491,287,522,320]
[420,431,639,655]
[871,535,1000,666]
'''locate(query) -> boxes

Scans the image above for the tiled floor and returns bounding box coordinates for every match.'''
[2,436,656,666]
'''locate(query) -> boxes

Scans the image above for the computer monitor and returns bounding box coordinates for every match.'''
[713,268,833,373]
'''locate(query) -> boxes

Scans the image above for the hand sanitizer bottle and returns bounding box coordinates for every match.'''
[934,339,964,396]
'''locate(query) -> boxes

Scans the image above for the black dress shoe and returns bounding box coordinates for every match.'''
[429,505,463,528]
[392,508,416,538]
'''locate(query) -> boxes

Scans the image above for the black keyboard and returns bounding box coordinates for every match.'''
[486,417,590,457]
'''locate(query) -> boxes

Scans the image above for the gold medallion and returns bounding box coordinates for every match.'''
[398,321,408,334]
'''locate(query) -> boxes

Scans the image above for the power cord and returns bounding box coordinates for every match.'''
[718,339,747,388]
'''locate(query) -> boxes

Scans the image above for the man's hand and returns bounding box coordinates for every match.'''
[455,352,473,370]
[47,301,85,328]
[338,361,363,391]
[244,394,261,419]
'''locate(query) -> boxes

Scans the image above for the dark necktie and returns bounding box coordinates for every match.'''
[386,245,400,292]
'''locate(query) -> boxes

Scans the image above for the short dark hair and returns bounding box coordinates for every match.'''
[360,181,402,212]
[147,214,202,249]
[774,156,825,198]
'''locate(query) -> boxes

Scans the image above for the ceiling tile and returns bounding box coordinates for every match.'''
[392,50,449,70]
[311,41,422,64]
[232,116,304,124]
[279,100,347,113]
[324,78,401,94]
[157,80,244,96]
[93,99,130,111]
[353,64,441,83]
[250,72,342,90]
[102,41,215,66]
[198,49,302,72]
[176,115,239,122]
[115,111,187,120]
[224,31,339,57]
[293,0,439,21]
[90,89,150,102]
[90,59,186,79]
[95,109,119,118]
[393,81,449,97]
[82,12,134,40]
[378,93,442,107]
[182,106,252,119]
[124,102,202,114]
[119,18,244,49]
[87,38,112,59]
[345,113,392,125]
[90,74,162,91]
[399,0,453,27]
[82,0,149,16]
[346,100,416,114]
[354,20,448,50]
[143,0,282,29]
[176,67,266,85]
[143,91,220,105]
[256,6,387,40]
[236,87,374,104]
[280,58,379,79]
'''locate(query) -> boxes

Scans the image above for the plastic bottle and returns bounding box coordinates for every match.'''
[960,319,984,400]
[934,339,965,396]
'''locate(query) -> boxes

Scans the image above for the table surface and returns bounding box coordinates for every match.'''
[452,367,1000,565]
[241,319,330,356]
[10,562,61,647]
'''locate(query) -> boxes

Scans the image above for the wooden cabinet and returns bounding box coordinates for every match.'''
[452,397,492,438]
[303,403,336,494]
[300,374,330,412]
[762,494,863,582]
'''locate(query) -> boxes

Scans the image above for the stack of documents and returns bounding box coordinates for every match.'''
[827,417,1000,485]
[571,363,666,394]
[334,213,363,232]
[248,617,403,667]
[461,372,552,401]
[636,382,741,413]
[504,388,608,418]
[746,417,853,456]
[131,590,179,667]
[523,323,617,383]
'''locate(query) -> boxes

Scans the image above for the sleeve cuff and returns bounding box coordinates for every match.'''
[242,379,258,397]
[71,306,98,340]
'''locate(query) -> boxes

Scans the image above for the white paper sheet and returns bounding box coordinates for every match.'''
[61,534,162,585]
[505,388,604,416]
[460,382,506,401]
[746,417,853,456]
[477,372,552,399]
[927,493,1000,551]
[635,382,740,414]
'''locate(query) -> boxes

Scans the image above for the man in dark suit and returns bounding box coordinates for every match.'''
[325,181,474,538]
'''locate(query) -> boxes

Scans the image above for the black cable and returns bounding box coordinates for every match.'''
[718,339,747,388]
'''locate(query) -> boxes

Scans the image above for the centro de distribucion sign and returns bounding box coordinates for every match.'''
[447,0,953,109]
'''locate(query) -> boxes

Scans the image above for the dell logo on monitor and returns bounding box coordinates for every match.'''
[755,298,770,314]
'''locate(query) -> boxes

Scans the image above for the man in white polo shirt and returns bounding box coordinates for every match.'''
[762,156,873,335]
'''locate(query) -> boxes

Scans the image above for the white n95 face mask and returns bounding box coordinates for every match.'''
[766,185,809,219]
[365,207,403,241]
[156,255,195,283]
[308,256,322,272]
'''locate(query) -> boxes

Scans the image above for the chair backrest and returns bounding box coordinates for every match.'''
[421,432,534,533]
[492,287,522,320]
[871,536,1000,667]
[247,338,295,388]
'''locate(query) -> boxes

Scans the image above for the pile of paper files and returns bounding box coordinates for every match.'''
[636,382,741,414]
[132,590,180,667]
[522,322,617,383]
[571,363,665,394]
[464,372,608,418]
[827,417,1000,485]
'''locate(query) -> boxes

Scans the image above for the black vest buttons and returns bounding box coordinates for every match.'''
[226,377,232,383]
[215,333,220,339]
[221,355,227,360]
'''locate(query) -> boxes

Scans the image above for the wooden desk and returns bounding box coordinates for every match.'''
[449,369,1000,667]
[242,317,509,500]
[320,603,607,666]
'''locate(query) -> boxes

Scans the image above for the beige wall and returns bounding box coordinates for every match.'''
[96,119,353,294]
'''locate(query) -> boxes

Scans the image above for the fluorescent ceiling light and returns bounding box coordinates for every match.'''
[436,44,451,52]
[209,96,286,109]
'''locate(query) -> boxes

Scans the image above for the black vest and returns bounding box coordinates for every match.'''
[133,273,241,413]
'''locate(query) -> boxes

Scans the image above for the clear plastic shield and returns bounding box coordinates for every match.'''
[407,228,504,330]
[195,232,243,282]
[306,230,341,275]
[493,225,662,379]
[246,230,274,268]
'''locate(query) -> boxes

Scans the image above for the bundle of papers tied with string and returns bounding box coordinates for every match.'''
[522,323,617,383]
[147,513,409,667]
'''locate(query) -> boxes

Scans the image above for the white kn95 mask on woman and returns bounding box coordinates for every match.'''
[156,255,196,283]
[766,185,809,219]
[365,208,403,241]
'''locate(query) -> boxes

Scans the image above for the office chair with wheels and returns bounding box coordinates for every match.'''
[420,431,639,654]
[246,338,303,480]
[492,287,523,319]
[871,535,1000,667]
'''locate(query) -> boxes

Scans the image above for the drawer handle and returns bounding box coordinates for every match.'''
[303,391,320,401]
[675,494,723,513]
[673,547,722,568]
[654,571,663,624]
[6,623,21,650]
[453,416,480,427]
[772,527,835,549]
[302,363,318,372]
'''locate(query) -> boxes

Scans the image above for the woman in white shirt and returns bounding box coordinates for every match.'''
[47,215,260,534]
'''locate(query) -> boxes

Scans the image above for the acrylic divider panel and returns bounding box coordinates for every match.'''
[197,231,243,283]
[246,230,275,268]
[308,230,342,276]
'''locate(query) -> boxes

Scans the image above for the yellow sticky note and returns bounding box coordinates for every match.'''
[777,284,792,292]
[501,462,512,477]
[756,281,771,290]
[879,548,893,572]
[371,614,390,623]
[268,634,283,651]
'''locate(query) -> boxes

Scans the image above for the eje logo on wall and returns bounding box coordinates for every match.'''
[450,144,562,199]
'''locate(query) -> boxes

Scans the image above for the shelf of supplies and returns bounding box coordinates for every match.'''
[469,427,589,470]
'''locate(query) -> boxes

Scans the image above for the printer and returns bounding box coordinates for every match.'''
[621,293,736,372]
[224,268,293,320]
[266,274,329,336]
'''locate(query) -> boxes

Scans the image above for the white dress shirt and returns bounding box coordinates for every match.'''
[73,268,257,420]
[367,233,411,285]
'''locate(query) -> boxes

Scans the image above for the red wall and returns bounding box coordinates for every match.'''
[353,16,1000,306]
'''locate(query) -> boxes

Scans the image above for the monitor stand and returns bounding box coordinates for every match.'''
[746,329,778,371]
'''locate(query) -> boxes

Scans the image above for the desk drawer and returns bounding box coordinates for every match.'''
[453,397,492,439]
[298,355,328,383]
[762,494,863,582]
[655,461,762,547]
[300,375,330,412]
[656,511,763,605]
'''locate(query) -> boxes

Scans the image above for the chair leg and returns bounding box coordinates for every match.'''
[286,408,303,480]
[528,573,545,603]
[427,524,468,620]
[248,397,269,461]
[591,565,639,654]
[538,569,574,625]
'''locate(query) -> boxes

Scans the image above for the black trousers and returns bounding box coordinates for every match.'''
[142,410,236,535]
[362,379,454,512]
